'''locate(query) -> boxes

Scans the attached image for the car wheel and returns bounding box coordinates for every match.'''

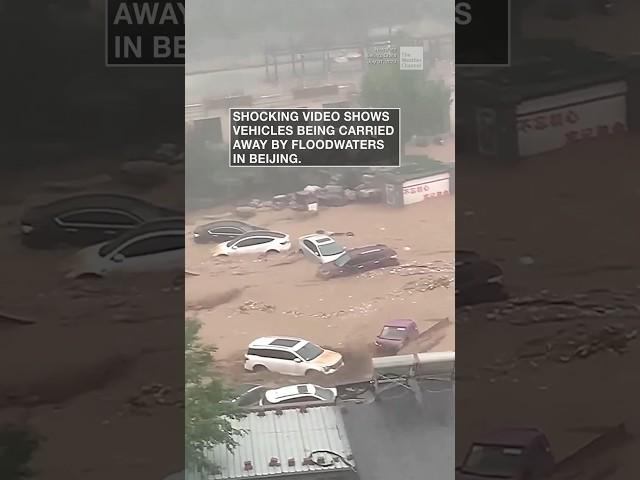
[266,249,279,255]
[252,365,268,373]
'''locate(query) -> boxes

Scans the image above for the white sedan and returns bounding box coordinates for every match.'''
[259,384,338,406]
[298,234,346,264]
[66,218,184,278]
[212,230,291,257]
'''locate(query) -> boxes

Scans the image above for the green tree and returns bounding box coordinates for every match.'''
[360,64,450,150]
[0,424,41,479]
[185,319,244,473]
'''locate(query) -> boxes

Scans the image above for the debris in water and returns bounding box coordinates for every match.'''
[238,300,276,314]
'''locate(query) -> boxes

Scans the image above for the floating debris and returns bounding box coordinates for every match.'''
[126,383,183,415]
[238,300,276,314]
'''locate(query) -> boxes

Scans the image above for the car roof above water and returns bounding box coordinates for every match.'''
[249,336,306,349]
[384,319,416,328]
[299,233,335,244]
[199,219,257,228]
[98,217,185,254]
[29,193,175,214]
[474,428,545,447]
[266,384,317,400]
[233,230,287,241]
[348,244,394,256]
[119,217,184,235]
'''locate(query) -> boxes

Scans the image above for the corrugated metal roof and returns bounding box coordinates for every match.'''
[202,406,353,480]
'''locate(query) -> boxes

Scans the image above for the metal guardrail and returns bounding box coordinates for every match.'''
[373,351,455,382]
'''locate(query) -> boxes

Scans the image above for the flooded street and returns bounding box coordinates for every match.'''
[0,160,185,479]
[456,133,640,475]
[186,199,455,385]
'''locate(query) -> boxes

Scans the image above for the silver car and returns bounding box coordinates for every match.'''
[298,234,346,264]
[259,384,338,406]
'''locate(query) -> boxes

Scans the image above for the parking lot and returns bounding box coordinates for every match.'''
[186,198,454,386]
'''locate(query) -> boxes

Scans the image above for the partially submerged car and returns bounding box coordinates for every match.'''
[298,233,346,264]
[374,319,420,355]
[223,384,268,408]
[20,193,180,248]
[66,217,184,278]
[317,245,399,279]
[457,424,630,480]
[259,384,338,406]
[244,336,344,377]
[212,230,291,257]
[457,428,555,480]
[192,220,261,244]
[455,250,507,306]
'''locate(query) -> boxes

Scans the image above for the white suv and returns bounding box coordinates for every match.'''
[244,337,344,377]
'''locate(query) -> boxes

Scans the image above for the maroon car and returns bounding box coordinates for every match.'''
[317,245,399,279]
[374,319,419,354]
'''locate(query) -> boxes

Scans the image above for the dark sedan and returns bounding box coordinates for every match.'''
[20,193,181,249]
[317,245,399,279]
[455,250,508,306]
[192,220,261,244]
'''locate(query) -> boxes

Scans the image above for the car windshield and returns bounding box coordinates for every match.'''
[380,326,408,340]
[333,252,351,267]
[296,342,324,361]
[317,242,344,256]
[461,444,524,478]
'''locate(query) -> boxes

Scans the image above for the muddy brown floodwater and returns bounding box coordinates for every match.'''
[0,158,185,480]
[186,198,455,386]
[456,134,640,478]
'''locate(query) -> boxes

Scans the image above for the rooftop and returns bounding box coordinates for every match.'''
[458,40,629,104]
[202,407,354,480]
[342,378,454,480]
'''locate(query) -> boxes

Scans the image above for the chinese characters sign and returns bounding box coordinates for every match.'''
[515,81,627,157]
[402,173,451,205]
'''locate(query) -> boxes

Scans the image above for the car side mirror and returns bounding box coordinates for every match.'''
[231,245,238,249]
[293,358,302,363]
[112,253,125,263]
